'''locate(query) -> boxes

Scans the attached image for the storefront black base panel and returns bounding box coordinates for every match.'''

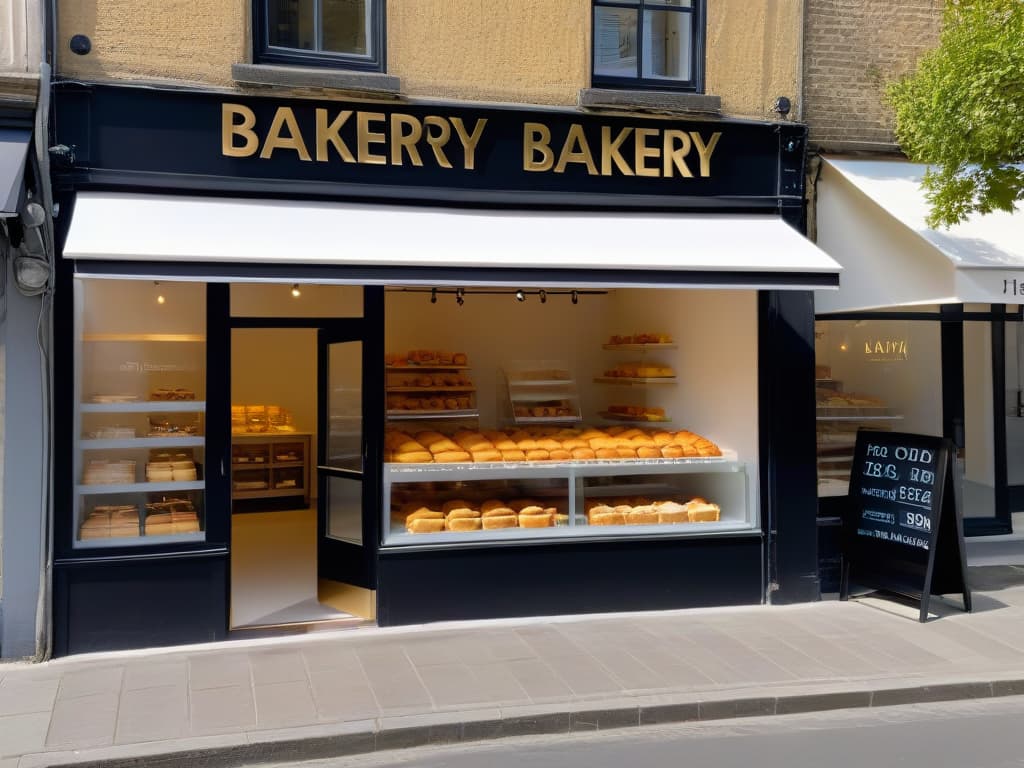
[53,554,228,656]
[376,536,763,626]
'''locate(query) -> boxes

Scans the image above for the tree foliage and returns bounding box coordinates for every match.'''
[886,0,1024,228]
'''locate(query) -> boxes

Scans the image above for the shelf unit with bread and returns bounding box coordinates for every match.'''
[597,339,678,424]
[73,310,208,548]
[501,362,582,425]
[815,381,904,497]
[385,364,480,422]
[382,454,754,546]
[231,433,312,509]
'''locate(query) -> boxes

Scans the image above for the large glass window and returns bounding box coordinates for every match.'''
[257,0,384,71]
[73,279,207,548]
[593,0,703,91]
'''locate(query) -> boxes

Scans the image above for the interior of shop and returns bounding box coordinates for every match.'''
[74,278,765,634]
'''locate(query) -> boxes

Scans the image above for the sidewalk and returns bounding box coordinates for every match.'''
[4,565,1024,768]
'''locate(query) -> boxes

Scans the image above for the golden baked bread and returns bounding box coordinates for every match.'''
[445,507,480,520]
[518,505,545,515]
[548,449,572,462]
[500,449,527,462]
[519,512,552,528]
[442,499,472,514]
[406,508,443,522]
[481,499,506,513]
[687,502,720,522]
[637,446,662,459]
[481,506,516,518]
[482,515,518,529]
[589,510,626,525]
[571,447,596,460]
[526,449,550,461]
[595,448,619,459]
[626,506,659,524]
[407,518,445,533]
[660,445,683,459]
[453,352,468,365]
[433,450,471,463]
[508,498,540,511]
[654,501,689,523]
[471,450,503,463]
[393,450,433,463]
[446,517,482,532]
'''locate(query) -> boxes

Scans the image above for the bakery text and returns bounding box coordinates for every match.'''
[221,104,722,179]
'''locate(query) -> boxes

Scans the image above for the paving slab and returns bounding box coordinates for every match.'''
[8,571,1024,767]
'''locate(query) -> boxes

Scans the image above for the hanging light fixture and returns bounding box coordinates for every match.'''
[456,287,465,306]
[155,281,166,305]
[291,284,301,298]
[430,287,437,304]
[515,289,525,302]
[539,289,547,304]
[571,290,579,305]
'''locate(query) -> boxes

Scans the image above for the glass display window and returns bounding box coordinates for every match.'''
[73,279,207,547]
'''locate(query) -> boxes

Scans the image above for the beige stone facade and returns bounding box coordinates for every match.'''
[803,0,942,147]
[0,0,42,103]
[57,0,804,120]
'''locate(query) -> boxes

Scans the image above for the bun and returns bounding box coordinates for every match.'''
[482,515,518,529]
[446,517,481,532]
[407,518,445,533]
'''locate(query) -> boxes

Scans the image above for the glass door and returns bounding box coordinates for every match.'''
[317,328,376,587]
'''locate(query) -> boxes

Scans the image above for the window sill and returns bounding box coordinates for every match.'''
[232,64,401,99]
[579,88,721,116]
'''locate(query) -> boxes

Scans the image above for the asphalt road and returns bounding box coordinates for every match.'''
[266,696,1024,768]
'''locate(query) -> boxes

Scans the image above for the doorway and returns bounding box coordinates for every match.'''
[226,286,381,632]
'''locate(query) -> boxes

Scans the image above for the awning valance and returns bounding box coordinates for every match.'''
[815,156,1024,312]
[64,192,841,290]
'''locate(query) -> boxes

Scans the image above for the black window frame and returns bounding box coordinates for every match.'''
[591,0,705,92]
[253,0,386,72]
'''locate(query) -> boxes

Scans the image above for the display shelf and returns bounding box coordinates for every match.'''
[81,401,207,414]
[81,436,205,450]
[74,532,205,549]
[385,451,739,478]
[502,362,582,426]
[231,433,311,507]
[386,409,480,420]
[507,379,574,387]
[602,343,678,351]
[82,333,206,343]
[508,415,583,424]
[593,377,678,386]
[77,480,206,495]
[816,414,904,422]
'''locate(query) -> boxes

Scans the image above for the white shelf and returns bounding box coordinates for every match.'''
[82,333,205,343]
[385,365,470,372]
[598,411,671,423]
[75,532,205,548]
[81,436,205,450]
[508,416,582,424]
[81,401,207,413]
[386,386,476,393]
[77,480,205,495]
[508,379,575,387]
[386,409,480,420]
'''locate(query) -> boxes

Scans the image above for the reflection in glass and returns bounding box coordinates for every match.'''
[594,7,639,79]
[323,0,369,55]
[268,0,315,50]
[328,342,362,472]
[327,475,362,544]
[642,9,692,80]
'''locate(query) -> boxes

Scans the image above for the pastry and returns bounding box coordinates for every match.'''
[654,501,689,523]
[519,512,552,528]
[525,449,550,461]
[433,450,471,463]
[518,505,546,516]
[687,502,720,522]
[442,499,474,514]
[406,507,443,521]
[589,510,626,525]
[481,506,516,518]
[407,518,445,533]
[471,450,503,463]
[637,446,662,459]
[481,499,507,513]
[660,445,684,459]
[626,506,659,524]
[482,515,518,529]
[453,352,468,365]
[393,451,434,463]
[595,448,619,459]
[571,447,596,460]
[548,449,572,462]
[446,517,481,532]
[500,449,527,462]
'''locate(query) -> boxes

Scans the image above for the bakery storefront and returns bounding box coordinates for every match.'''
[50,83,839,655]
[814,156,1024,543]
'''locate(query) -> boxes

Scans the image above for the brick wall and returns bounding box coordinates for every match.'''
[803,0,942,147]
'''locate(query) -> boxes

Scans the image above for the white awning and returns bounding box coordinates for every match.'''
[815,156,1024,312]
[64,192,841,290]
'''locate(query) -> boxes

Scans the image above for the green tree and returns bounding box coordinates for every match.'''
[886,0,1024,228]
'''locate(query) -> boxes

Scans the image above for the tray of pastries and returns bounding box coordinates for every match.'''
[386,350,469,368]
[600,405,669,422]
[149,387,196,401]
[79,505,140,540]
[599,362,676,380]
[384,425,721,464]
[144,498,200,535]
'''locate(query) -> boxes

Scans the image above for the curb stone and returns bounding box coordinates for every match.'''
[19,678,1024,768]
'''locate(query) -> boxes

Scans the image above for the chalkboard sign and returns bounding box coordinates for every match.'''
[840,430,971,622]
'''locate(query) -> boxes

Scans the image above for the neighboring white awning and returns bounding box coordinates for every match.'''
[0,128,30,217]
[815,156,1024,312]
[64,192,841,290]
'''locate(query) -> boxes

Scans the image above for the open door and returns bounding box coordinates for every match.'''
[317,326,378,590]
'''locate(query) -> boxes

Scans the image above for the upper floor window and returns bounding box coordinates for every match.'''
[255,0,385,71]
[592,0,704,91]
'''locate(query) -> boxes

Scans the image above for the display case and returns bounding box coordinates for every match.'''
[596,339,678,424]
[382,454,752,546]
[231,433,311,507]
[500,361,582,425]
[73,282,207,548]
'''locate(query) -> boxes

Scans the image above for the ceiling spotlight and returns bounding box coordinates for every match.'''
[155,281,166,305]
[430,287,437,304]
[515,289,525,302]
[456,287,465,306]
[539,289,547,304]
[571,290,579,305]
[291,284,301,298]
